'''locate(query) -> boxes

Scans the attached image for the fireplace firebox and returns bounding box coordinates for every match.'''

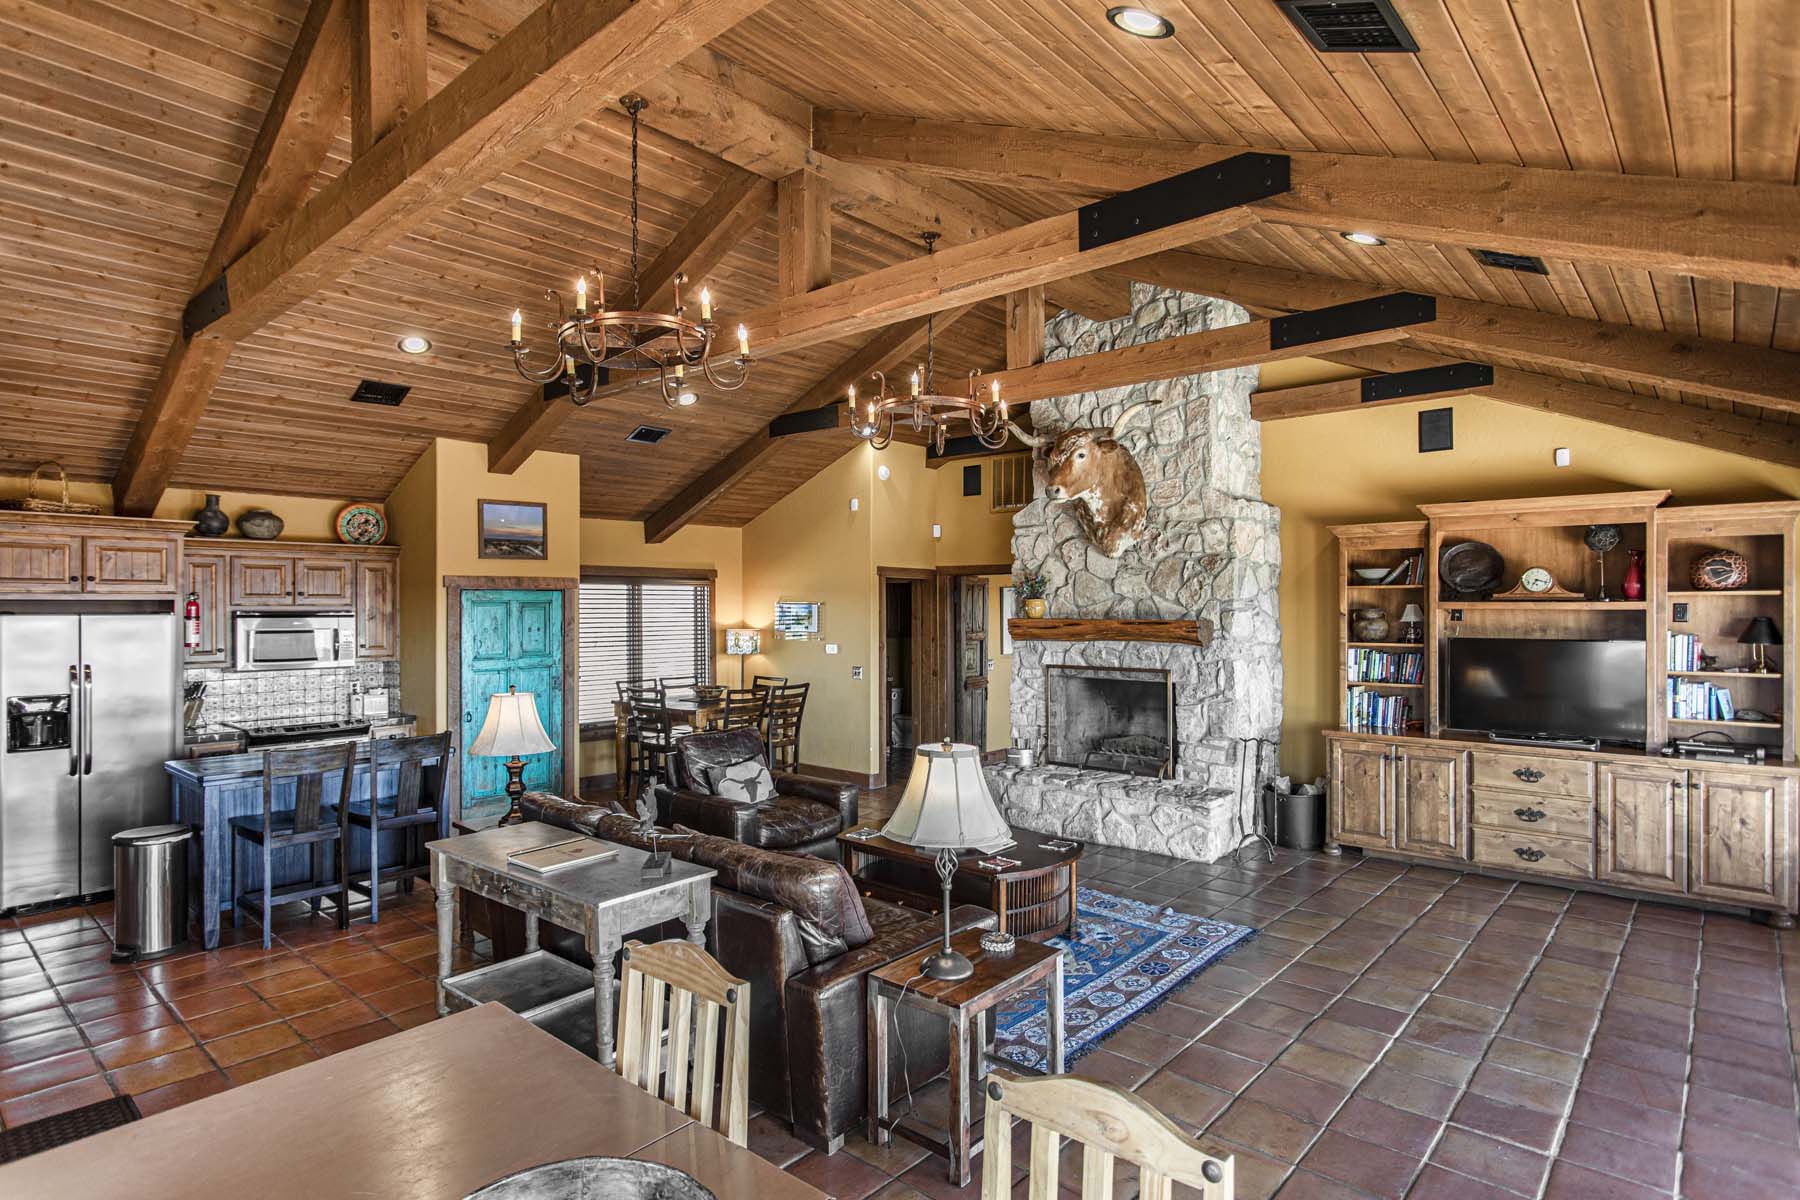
[1044,664,1175,778]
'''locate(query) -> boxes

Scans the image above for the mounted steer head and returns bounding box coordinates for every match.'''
[1010,402,1157,558]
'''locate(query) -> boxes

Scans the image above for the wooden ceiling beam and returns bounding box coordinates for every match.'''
[1115,251,1800,415]
[1006,287,1046,369]
[814,111,1800,289]
[350,0,426,157]
[642,305,976,543]
[973,293,1434,407]
[1317,343,1800,469]
[486,169,777,474]
[1253,364,1496,420]
[777,168,832,296]
[112,0,354,515]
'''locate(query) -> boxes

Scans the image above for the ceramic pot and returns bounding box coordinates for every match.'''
[1690,547,1748,591]
[1622,549,1646,600]
[1022,598,1047,619]
[236,508,285,540]
[1351,607,1391,641]
[191,493,228,537]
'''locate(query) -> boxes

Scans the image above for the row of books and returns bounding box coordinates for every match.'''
[1668,678,1737,722]
[1347,687,1412,731]
[1349,553,1424,586]
[1347,648,1424,683]
[1667,633,1706,672]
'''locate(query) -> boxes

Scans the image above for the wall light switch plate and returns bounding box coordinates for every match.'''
[1554,447,1571,468]
[1449,609,1463,622]
[852,665,864,680]
[931,523,942,539]
[849,497,859,512]
[825,643,839,655]
[1673,602,1690,623]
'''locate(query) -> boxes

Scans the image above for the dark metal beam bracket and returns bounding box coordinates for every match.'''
[1361,362,1493,403]
[1269,292,1437,349]
[182,275,231,338]
[1078,153,1291,251]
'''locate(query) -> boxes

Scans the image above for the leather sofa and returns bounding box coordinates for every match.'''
[653,727,858,858]
[516,791,995,1153]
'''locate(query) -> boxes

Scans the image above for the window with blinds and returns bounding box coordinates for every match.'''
[990,453,1033,512]
[577,575,713,724]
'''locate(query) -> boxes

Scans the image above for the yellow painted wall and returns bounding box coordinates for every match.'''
[576,518,746,779]
[933,455,1016,567]
[386,444,441,731]
[0,475,375,543]
[1263,395,1800,782]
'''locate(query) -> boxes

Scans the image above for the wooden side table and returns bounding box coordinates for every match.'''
[866,931,1064,1186]
[839,826,1083,940]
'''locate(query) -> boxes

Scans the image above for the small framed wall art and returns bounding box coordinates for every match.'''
[478,499,548,560]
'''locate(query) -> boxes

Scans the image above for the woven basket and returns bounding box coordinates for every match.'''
[0,462,102,514]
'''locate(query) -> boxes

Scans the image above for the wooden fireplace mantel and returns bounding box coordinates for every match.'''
[1006,617,1214,646]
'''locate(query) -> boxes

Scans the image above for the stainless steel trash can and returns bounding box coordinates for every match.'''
[110,824,192,963]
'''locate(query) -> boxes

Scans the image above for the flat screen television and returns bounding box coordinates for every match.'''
[1443,638,1646,746]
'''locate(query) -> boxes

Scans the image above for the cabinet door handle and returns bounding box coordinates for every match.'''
[67,575,78,583]
[1513,846,1547,863]
[1512,767,1545,783]
[1514,807,1546,823]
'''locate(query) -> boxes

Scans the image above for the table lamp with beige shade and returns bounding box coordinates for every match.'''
[880,739,1014,981]
[470,686,556,827]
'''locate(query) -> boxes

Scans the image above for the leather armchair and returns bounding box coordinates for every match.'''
[654,728,859,858]
[515,791,994,1154]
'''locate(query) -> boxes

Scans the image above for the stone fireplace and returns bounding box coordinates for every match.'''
[987,284,1282,862]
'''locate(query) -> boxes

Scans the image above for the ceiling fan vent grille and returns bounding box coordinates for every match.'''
[349,380,409,406]
[625,425,671,445]
[1275,0,1418,53]
[1473,248,1550,275]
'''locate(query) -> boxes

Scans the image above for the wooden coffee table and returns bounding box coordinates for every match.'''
[866,930,1065,1186]
[838,825,1083,940]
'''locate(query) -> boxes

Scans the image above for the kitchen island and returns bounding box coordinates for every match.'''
[166,742,446,948]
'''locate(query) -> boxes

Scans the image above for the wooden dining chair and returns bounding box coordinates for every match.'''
[979,1070,1234,1200]
[719,687,765,732]
[764,682,808,772]
[614,939,750,1147]
[750,673,787,695]
[347,732,450,922]
[230,742,355,949]
[620,681,677,797]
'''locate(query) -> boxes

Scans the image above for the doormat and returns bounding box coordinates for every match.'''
[991,886,1255,1071]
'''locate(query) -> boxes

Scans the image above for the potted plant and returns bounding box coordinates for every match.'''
[1016,572,1049,619]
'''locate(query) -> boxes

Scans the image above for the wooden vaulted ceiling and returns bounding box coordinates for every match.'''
[3,0,1798,530]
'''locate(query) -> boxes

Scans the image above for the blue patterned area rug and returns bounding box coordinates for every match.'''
[991,887,1256,1071]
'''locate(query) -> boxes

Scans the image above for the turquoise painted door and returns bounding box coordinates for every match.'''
[461,589,564,819]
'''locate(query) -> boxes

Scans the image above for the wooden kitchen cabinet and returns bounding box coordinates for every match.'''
[0,513,188,598]
[229,555,297,606]
[1689,769,1794,910]
[1597,764,1687,895]
[0,528,81,593]
[355,559,398,659]
[182,551,229,665]
[84,536,178,593]
[1396,747,1466,859]
[1329,738,1393,851]
[293,556,354,608]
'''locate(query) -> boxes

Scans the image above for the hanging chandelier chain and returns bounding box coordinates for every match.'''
[922,232,939,390]
[627,96,643,310]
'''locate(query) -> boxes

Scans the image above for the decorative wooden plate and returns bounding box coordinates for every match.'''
[335,503,387,545]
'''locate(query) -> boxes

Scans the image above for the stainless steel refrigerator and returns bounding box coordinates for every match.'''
[1,612,179,910]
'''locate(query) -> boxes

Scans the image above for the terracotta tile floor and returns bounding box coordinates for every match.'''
[4,827,1799,1200]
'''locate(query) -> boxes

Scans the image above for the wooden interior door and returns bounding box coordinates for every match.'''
[953,576,988,749]
[459,588,564,820]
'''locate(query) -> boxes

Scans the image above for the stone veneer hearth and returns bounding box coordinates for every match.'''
[987,284,1282,862]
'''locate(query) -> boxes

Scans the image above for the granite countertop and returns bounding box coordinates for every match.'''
[168,715,431,783]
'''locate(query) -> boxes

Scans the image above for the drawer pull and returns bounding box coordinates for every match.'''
[1514,807,1547,823]
[1512,767,1545,783]
[1513,846,1547,863]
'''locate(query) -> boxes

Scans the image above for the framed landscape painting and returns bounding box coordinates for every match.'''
[478,499,548,560]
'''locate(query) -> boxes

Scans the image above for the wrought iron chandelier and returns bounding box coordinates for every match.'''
[507,96,751,409]
[849,233,1008,453]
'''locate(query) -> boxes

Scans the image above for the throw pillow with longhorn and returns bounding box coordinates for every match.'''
[699,755,777,805]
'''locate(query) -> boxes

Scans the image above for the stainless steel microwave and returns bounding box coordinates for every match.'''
[233,612,357,671]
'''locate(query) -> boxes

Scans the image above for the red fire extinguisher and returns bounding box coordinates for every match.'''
[183,592,202,651]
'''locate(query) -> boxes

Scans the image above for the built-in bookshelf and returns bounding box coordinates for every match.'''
[1330,520,1428,734]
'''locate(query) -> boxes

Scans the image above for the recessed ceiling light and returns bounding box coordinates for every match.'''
[674,390,699,407]
[396,334,432,354]
[1340,231,1386,247]
[1107,7,1174,38]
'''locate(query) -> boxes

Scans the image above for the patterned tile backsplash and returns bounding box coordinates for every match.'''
[185,661,401,727]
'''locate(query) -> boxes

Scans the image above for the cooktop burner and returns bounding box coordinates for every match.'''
[223,718,371,748]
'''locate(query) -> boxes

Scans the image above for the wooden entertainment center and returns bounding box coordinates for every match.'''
[1325,491,1800,925]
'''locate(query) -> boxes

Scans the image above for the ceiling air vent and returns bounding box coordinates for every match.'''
[625,425,670,445]
[349,379,409,406]
[1274,0,1418,53]
[1473,248,1550,275]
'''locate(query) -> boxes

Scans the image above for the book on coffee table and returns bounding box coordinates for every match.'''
[506,837,618,874]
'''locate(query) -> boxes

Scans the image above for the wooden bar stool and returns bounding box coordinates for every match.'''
[348,732,450,923]
[615,939,750,1146]
[230,743,354,949]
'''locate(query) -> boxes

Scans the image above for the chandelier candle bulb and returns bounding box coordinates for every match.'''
[737,325,749,357]
[912,370,922,396]
[575,277,586,312]
[700,288,712,320]
[510,309,522,343]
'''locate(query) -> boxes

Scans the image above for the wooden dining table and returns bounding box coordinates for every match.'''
[0,1003,828,1200]
[612,690,726,801]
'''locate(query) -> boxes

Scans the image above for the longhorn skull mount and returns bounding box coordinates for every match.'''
[1009,401,1159,558]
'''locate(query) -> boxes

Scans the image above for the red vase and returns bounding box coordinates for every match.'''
[1621,549,1645,600]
